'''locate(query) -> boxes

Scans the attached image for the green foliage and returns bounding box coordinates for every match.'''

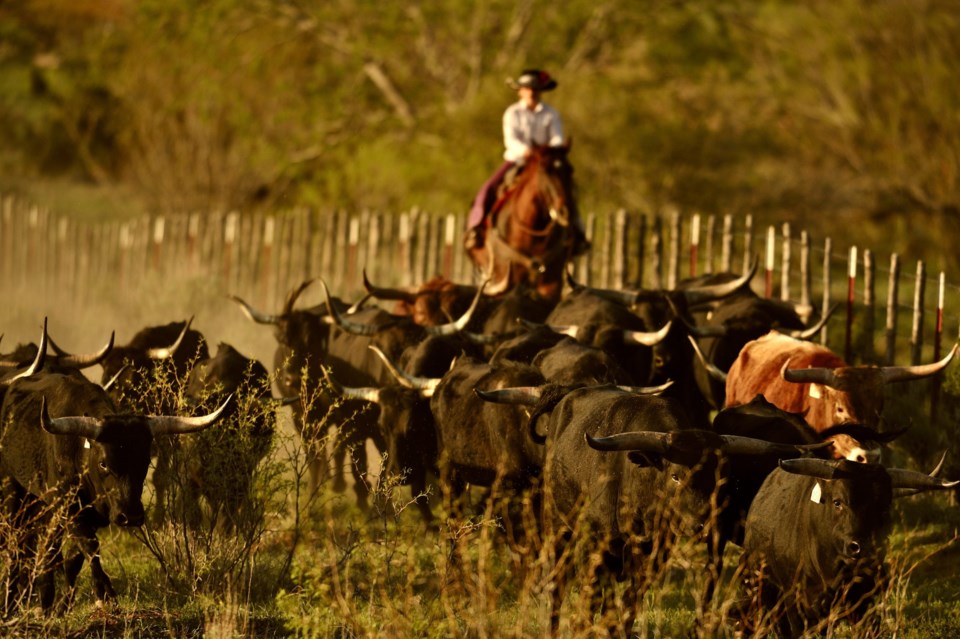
[2,0,959,278]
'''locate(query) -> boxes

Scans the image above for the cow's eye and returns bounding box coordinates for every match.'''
[671,473,681,483]
[98,461,108,472]
[833,499,843,510]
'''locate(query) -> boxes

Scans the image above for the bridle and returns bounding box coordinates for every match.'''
[486,156,574,276]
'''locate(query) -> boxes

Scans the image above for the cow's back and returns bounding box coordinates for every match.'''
[725,332,845,413]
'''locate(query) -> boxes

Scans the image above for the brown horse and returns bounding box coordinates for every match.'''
[467,144,580,302]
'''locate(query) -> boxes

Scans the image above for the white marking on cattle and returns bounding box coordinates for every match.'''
[810,481,823,504]
[808,384,822,399]
[83,439,91,449]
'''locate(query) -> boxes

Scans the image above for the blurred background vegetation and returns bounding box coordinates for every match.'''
[1,0,959,271]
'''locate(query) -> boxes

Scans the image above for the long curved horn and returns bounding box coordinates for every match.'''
[881,343,958,384]
[147,317,193,360]
[781,357,838,387]
[687,335,728,383]
[51,332,115,369]
[622,321,673,346]
[482,263,512,297]
[40,396,103,439]
[681,255,759,307]
[367,345,441,395]
[320,279,387,336]
[582,286,638,307]
[148,394,232,436]
[460,329,506,345]
[609,380,675,395]
[778,458,849,480]
[46,333,69,356]
[321,366,381,403]
[362,269,416,303]
[3,318,48,385]
[283,279,317,315]
[784,303,838,340]
[585,430,671,454]
[888,468,959,491]
[228,294,279,325]
[346,293,374,314]
[719,434,832,457]
[474,386,544,406]
[424,280,488,336]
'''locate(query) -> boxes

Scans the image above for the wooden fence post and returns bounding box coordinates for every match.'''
[861,249,876,363]
[667,209,680,289]
[720,214,733,274]
[442,214,455,279]
[932,272,945,421]
[368,212,382,283]
[633,212,647,288]
[742,214,753,273]
[613,208,628,289]
[223,212,238,289]
[704,214,715,275]
[347,214,360,293]
[764,226,775,298]
[845,247,857,364]
[689,212,700,278]
[601,213,614,288]
[399,211,413,287]
[780,223,791,302]
[650,215,663,290]
[415,210,430,284]
[885,254,900,365]
[911,260,926,365]
[799,230,811,320]
[578,212,596,286]
[151,217,165,275]
[821,237,832,346]
[261,216,275,308]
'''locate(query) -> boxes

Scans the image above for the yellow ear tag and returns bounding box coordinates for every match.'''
[83,439,91,449]
[808,384,822,399]
[810,481,823,504]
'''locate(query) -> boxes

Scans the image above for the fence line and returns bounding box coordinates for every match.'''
[2,195,957,371]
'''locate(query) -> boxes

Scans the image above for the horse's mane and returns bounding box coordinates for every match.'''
[514,145,570,191]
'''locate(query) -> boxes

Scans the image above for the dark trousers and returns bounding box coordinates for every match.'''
[468,160,515,229]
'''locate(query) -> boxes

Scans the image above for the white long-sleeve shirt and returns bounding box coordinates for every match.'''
[502,100,564,164]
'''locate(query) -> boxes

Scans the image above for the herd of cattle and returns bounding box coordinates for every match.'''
[1,259,957,636]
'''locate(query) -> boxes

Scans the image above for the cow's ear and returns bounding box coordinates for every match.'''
[809,481,825,504]
[628,451,664,470]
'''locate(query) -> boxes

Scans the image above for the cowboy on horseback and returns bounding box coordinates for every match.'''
[464,68,589,255]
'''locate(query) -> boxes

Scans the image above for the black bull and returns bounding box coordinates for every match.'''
[0,373,227,609]
[737,458,957,637]
[482,382,822,635]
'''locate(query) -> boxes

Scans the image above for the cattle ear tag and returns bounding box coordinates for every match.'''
[810,481,823,504]
[808,384,822,399]
[83,439,91,449]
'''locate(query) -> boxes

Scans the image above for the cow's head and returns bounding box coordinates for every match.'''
[41,396,230,526]
[782,344,957,431]
[587,428,816,542]
[780,459,894,567]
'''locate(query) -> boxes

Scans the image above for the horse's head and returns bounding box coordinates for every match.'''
[473,143,579,304]
[521,144,576,228]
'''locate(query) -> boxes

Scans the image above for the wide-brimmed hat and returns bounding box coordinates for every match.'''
[506,69,557,92]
